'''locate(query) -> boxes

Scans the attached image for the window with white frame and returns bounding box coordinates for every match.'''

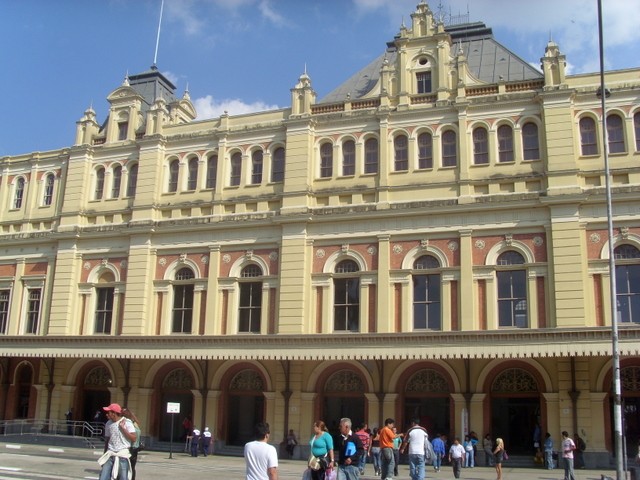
[614,244,640,324]
[635,112,640,152]
[238,264,263,333]
[168,159,179,192]
[94,287,114,334]
[25,288,42,334]
[416,71,432,94]
[0,289,10,334]
[394,135,409,171]
[172,267,194,333]
[412,255,441,330]
[496,251,528,328]
[334,259,360,332]
[14,177,25,209]
[43,173,55,206]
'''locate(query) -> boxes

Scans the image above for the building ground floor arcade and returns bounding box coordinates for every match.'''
[1,331,639,469]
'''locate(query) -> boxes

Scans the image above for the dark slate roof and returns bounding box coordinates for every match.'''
[128,65,178,111]
[319,22,542,104]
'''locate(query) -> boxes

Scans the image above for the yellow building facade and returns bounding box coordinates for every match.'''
[1,2,639,467]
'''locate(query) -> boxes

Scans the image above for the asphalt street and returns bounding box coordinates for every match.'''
[0,442,621,480]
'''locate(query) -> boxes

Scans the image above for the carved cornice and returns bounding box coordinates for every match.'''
[0,326,638,361]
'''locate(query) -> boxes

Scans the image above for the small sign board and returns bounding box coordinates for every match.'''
[166,402,180,414]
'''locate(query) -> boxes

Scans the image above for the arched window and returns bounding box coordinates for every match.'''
[473,127,489,164]
[394,135,408,171]
[126,163,138,197]
[442,130,457,167]
[580,117,598,155]
[334,259,360,332]
[607,114,625,154]
[497,251,527,328]
[342,140,355,176]
[94,168,105,200]
[187,157,199,190]
[418,132,433,169]
[168,160,179,192]
[172,267,194,333]
[634,112,640,152]
[251,150,263,185]
[206,154,218,189]
[43,173,55,206]
[320,143,333,178]
[364,138,379,174]
[498,125,514,163]
[522,122,540,160]
[94,271,115,334]
[614,244,640,323]
[271,147,285,183]
[239,264,263,333]
[413,255,441,330]
[230,152,242,186]
[111,165,122,198]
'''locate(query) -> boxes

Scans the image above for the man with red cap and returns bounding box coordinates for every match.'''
[98,403,137,480]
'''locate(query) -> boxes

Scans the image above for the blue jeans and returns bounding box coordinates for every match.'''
[545,450,554,469]
[408,454,425,480]
[465,450,474,467]
[99,456,129,480]
[371,447,381,472]
[381,447,395,479]
[357,451,367,473]
[338,464,360,480]
[432,454,442,470]
[563,457,576,480]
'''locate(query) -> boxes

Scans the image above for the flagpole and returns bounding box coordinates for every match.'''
[596,1,624,478]
[153,0,165,67]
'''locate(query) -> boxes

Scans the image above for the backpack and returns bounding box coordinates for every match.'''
[578,438,586,451]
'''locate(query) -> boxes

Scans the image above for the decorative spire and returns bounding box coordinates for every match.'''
[122,71,130,87]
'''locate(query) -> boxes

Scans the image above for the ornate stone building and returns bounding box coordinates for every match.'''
[0,2,639,466]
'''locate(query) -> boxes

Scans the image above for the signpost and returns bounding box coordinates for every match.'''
[166,402,180,459]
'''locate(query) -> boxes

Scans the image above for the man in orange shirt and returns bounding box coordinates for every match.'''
[378,418,396,480]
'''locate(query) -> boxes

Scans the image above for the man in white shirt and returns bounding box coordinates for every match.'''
[98,403,137,480]
[561,431,576,480]
[400,418,429,480]
[244,422,278,480]
[449,437,466,479]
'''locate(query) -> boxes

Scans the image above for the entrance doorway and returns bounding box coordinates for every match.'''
[491,397,540,454]
[228,395,265,445]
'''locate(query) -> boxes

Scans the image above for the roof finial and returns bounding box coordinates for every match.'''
[304,63,307,75]
[122,71,130,86]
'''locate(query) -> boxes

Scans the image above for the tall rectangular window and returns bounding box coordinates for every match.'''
[94,287,114,334]
[111,166,122,198]
[271,148,285,183]
[364,138,379,174]
[172,284,194,333]
[416,71,432,94]
[342,140,355,176]
[394,135,408,171]
[230,153,242,186]
[118,122,128,141]
[43,174,55,206]
[239,282,262,333]
[418,133,433,169]
[126,164,138,197]
[206,155,218,189]
[497,270,528,328]
[14,178,25,209]
[442,131,458,167]
[334,278,360,332]
[251,151,263,185]
[26,288,42,334]
[320,143,333,178]
[0,289,10,334]
[413,274,441,330]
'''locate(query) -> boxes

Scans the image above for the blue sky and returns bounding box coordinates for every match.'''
[1,0,638,157]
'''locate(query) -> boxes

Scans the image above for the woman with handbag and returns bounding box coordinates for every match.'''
[309,420,335,480]
[493,437,506,480]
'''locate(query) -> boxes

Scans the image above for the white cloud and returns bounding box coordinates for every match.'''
[258,0,287,27]
[193,95,280,119]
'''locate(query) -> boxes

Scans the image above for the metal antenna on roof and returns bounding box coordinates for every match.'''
[153,0,165,68]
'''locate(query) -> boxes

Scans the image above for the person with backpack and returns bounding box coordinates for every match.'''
[573,433,586,469]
